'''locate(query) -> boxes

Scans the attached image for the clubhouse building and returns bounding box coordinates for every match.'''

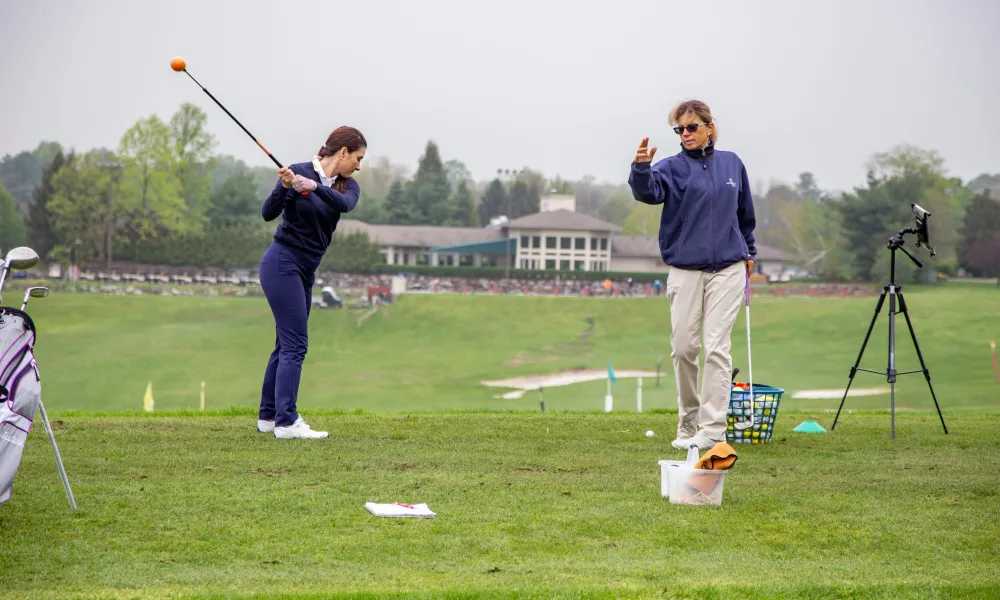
[337,194,795,276]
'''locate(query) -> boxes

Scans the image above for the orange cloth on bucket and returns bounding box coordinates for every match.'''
[694,442,738,471]
[686,442,738,496]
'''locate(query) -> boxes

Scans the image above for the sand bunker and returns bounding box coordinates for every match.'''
[482,369,659,399]
[790,387,890,400]
[482,369,891,401]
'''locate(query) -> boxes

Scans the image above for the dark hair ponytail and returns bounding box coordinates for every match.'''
[317,126,367,192]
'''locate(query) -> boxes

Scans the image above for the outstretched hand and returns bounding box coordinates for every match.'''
[635,137,657,163]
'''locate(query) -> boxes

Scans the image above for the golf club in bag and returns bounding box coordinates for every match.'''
[0,246,76,509]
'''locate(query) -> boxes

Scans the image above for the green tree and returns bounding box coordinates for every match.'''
[25,150,69,260]
[794,172,823,202]
[0,141,64,210]
[477,179,508,225]
[406,141,452,225]
[352,190,388,224]
[443,159,472,194]
[452,180,478,227]
[958,189,1000,278]
[384,180,411,225]
[837,145,954,281]
[117,115,187,240]
[169,103,217,230]
[547,176,574,194]
[0,184,26,252]
[321,231,383,272]
[598,193,633,226]
[507,180,532,219]
[621,202,661,236]
[207,169,260,227]
[48,150,123,266]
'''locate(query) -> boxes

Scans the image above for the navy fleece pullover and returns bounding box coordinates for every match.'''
[628,143,756,272]
[261,162,360,258]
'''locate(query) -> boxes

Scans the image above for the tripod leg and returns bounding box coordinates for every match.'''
[38,400,76,510]
[832,286,888,430]
[896,291,948,435]
[888,287,897,439]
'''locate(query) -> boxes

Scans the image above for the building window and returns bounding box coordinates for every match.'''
[545,259,556,270]
[546,236,557,249]
[590,238,597,251]
[417,253,429,266]
[560,259,570,270]
[575,237,585,250]
[574,260,586,271]
[560,237,571,250]
[600,238,608,250]
[520,235,530,248]
[532,236,541,248]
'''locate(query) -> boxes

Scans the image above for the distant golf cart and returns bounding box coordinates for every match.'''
[312,286,343,309]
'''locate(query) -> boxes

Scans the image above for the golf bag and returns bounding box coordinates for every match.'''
[0,307,42,504]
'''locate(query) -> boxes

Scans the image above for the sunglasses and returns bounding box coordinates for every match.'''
[673,123,709,134]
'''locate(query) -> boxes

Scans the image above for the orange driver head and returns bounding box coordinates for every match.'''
[170,56,186,72]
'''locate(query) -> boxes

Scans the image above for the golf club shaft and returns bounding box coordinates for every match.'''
[0,266,9,303]
[182,70,283,168]
[39,399,76,510]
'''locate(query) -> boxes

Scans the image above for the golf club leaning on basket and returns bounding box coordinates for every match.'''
[734,264,755,431]
[0,247,76,510]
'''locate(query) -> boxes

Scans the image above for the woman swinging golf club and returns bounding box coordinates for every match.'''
[256,126,367,439]
[628,100,757,451]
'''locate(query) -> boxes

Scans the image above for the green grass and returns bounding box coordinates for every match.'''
[4,285,1000,597]
[2,410,998,599]
[20,283,1000,415]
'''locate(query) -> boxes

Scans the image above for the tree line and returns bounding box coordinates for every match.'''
[1,103,998,279]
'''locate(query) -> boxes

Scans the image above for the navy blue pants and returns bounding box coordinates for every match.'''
[258,242,322,427]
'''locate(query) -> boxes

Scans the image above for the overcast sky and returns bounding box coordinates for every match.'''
[2,0,998,194]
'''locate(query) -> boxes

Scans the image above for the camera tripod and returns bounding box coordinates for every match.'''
[831,225,948,438]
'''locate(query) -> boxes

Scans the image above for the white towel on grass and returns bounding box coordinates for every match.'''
[365,502,436,518]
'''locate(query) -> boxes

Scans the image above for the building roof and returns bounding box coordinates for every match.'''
[755,244,797,262]
[338,219,500,249]
[611,236,660,258]
[507,209,622,232]
[429,238,515,255]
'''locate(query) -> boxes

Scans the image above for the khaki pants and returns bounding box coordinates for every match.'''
[666,261,746,441]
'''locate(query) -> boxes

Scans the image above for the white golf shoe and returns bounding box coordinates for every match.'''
[684,434,721,451]
[671,437,692,450]
[257,419,275,433]
[274,416,329,439]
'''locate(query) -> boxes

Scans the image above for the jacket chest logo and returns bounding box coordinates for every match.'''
[726,178,737,188]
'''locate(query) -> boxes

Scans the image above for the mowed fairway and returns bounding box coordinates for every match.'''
[21,283,1000,415]
[4,411,1000,600]
[2,283,999,598]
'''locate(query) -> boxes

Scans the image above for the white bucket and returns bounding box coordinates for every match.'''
[666,466,728,506]
[657,460,686,498]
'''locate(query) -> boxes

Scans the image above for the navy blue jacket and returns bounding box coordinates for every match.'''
[261,162,360,258]
[628,143,756,272]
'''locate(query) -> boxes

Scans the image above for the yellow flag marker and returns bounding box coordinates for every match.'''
[200,381,206,411]
[143,381,154,412]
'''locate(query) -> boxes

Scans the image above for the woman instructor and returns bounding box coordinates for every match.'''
[628,100,757,451]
